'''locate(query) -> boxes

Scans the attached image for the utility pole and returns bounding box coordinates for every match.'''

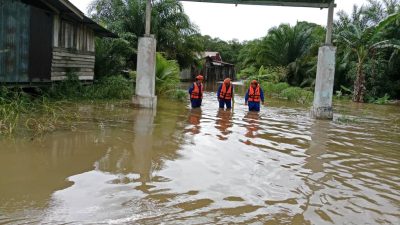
[325,1,334,45]
[145,0,151,36]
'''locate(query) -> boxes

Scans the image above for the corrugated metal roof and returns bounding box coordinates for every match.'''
[204,51,219,57]
[31,0,118,38]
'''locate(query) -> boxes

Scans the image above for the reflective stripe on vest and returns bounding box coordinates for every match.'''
[191,82,203,99]
[219,83,232,100]
[248,85,260,102]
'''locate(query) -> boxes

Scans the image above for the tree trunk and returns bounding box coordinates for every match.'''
[352,62,366,102]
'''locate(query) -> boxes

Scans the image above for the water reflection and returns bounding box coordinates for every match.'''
[186,108,202,135]
[243,111,260,141]
[0,132,108,214]
[302,120,332,223]
[215,109,233,140]
[96,108,156,190]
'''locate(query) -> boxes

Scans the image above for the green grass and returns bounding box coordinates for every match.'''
[0,68,186,136]
[171,89,187,102]
[335,114,360,124]
[0,75,134,136]
[245,81,314,104]
[0,87,79,136]
[47,74,134,100]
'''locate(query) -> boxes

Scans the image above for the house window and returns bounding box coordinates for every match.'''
[60,20,76,49]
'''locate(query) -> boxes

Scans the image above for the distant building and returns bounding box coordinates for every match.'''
[181,52,235,81]
[0,0,117,84]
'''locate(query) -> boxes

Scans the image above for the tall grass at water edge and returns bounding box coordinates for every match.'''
[0,75,133,136]
[0,65,186,136]
[0,87,79,136]
[244,81,314,104]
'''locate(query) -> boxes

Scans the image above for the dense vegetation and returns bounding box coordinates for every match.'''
[236,0,400,102]
[91,0,399,103]
[89,0,202,76]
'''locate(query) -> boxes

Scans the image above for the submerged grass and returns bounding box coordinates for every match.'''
[0,88,80,136]
[0,75,134,136]
[0,71,187,136]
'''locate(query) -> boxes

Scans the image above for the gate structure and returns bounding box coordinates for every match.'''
[134,0,336,120]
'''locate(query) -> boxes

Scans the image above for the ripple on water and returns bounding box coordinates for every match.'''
[1,91,399,224]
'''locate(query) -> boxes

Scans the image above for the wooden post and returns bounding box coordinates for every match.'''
[145,0,151,36]
[325,1,334,45]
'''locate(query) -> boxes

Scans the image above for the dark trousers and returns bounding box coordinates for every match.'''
[248,102,260,111]
[219,99,232,109]
[191,99,202,108]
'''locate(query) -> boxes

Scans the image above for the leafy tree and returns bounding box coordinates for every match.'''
[238,22,324,86]
[335,10,400,102]
[199,35,243,64]
[89,0,201,74]
[94,37,135,79]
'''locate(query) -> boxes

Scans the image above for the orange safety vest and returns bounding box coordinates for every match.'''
[219,83,232,100]
[191,82,203,99]
[248,85,260,102]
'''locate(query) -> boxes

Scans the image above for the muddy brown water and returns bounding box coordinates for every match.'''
[0,83,399,224]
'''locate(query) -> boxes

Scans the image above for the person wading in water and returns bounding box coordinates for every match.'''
[245,80,265,112]
[188,75,204,108]
[217,78,233,109]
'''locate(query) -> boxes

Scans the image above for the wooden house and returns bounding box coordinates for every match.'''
[180,52,236,82]
[0,0,117,84]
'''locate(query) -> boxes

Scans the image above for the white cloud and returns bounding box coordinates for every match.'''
[70,0,369,41]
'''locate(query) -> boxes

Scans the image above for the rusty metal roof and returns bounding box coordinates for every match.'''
[180,0,334,8]
[32,0,117,38]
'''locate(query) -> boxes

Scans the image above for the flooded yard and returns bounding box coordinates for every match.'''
[0,84,399,224]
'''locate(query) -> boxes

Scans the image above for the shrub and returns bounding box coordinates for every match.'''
[373,93,390,105]
[85,75,133,99]
[261,82,289,97]
[237,66,257,80]
[155,53,180,95]
[246,81,313,104]
[47,74,133,100]
[171,89,187,102]
[280,87,313,104]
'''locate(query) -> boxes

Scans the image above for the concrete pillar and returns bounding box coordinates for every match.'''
[132,37,157,108]
[133,0,157,108]
[311,45,336,119]
[311,1,336,120]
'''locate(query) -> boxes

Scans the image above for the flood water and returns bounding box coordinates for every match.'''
[1,83,399,224]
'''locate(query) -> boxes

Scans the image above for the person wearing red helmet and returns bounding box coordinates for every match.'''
[245,80,265,111]
[188,75,204,108]
[217,78,233,109]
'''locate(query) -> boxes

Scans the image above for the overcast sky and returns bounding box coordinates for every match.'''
[70,0,368,41]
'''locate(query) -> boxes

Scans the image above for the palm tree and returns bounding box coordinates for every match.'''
[89,0,200,69]
[258,22,324,86]
[335,12,400,102]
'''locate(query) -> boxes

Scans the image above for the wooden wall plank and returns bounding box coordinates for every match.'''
[51,75,93,81]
